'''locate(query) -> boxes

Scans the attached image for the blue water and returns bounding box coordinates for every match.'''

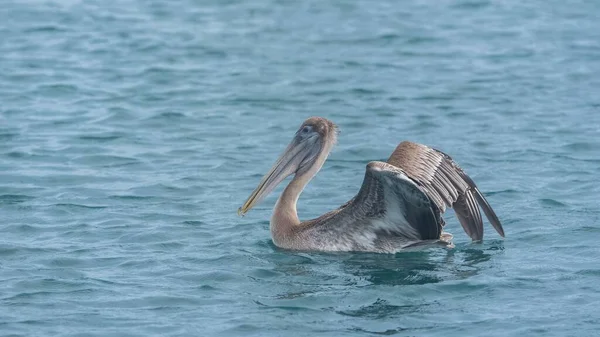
[2,0,600,336]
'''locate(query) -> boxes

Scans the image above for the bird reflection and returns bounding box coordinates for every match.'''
[251,240,505,321]
[261,239,505,288]
[340,241,504,286]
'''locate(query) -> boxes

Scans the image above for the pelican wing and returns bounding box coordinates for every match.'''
[303,161,445,252]
[350,161,444,241]
[386,141,504,240]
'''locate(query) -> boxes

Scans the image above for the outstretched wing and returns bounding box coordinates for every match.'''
[387,141,504,240]
[302,161,445,252]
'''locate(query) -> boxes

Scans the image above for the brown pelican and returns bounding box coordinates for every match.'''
[238,117,505,253]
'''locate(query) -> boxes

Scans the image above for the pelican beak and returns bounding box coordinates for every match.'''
[238,131,321,216]
[238,139,303,216]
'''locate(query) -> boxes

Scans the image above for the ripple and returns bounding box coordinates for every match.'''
[338,299,431,319]
[575,269,600,276]
[0,131,18,141]
[484,189,520,196]
[2,0,600,335]
[539,198,568,208]
[4,224,43,234]
[146,111,188,120]
[109,195,157,201]
[0,194,34,204]
[451,1,491,10]
[34,83,79,94]
[348,87,385,95]
[70,155,140,168]
[562,141,598,152]
[54,203,107,210]
[350,327,416,335]
[78,134,124,142]
[573,226,600,233]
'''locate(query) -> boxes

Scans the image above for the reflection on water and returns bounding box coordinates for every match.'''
[249,240,506,328]
[258,239,505,292]
[337,298,434,319]
[341,250,444,286]
[341,240,504,286]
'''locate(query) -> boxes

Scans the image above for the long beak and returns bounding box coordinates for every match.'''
[238,139,306,216]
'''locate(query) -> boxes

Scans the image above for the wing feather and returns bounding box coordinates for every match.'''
[360,161,442,241]
[303,161,444,253]
[473,188,505,237]
[387,141,504,240]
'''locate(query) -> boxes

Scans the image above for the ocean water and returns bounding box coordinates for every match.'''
[1,0,600,336]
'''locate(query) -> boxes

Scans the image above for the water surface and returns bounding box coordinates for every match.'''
[1,0,600,336]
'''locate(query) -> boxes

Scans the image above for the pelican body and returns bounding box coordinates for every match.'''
[239,117,504,253]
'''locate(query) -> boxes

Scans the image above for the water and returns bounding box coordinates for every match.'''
[1,0,599,336]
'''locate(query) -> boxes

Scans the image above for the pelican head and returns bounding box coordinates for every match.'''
[238,117,337,216]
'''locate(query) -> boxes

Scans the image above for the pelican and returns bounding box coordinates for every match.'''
[238,117,505,253]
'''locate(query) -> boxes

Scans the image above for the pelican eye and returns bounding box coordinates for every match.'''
[301,126,312,134]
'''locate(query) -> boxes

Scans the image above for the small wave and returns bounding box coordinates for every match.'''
[575,269,600,276]
[338,299,431,319]
[24,25,69,33]
[451,0,491,10]
[348,88,385,95]
[562,142,597,152]
[182,220,206,226]
[54,203,107,210]
[0,194,34,204]
[539,198,567,208]
[484,189,519,196]
[35,83,79,93]
[78,134,123,142]
[253,300,321,313]
[109,195,156,201]
[70,155,140,168]
[146,111,188,120]
[0,131,18,141]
